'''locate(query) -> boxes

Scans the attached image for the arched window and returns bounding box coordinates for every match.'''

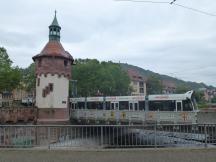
[64,60,68,67]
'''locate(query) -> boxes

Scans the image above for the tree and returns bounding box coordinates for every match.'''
[211,96,216,103]
[175,84,190,93]
[146,75,163,94]
[175,84,205,104]
[72,59,131,96]
[0,47,21,92]
[194,91,205,104]
[20,63,35,92]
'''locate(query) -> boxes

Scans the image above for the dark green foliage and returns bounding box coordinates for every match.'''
[0,47,21,92]
[72,59,131,96]
[211,97,216,103]
[20,63,35,92]
[176,84,205,104]
[194,91,205,104]
[146,75,163,94]
[176,84,191,93]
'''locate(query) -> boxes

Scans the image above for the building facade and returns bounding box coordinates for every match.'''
[32,12,74,124]
[127,69,147,96]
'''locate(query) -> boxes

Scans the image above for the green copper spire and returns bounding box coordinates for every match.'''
[49,11,61,41]
[51,10,60,26]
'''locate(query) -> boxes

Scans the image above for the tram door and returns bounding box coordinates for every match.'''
[69,102,77,117]
[111,102,119,110]
[129,102,139,111]
[176,101,182,111]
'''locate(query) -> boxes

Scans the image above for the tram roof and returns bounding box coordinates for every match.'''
[70,91,194,102]
[148,91,194,101]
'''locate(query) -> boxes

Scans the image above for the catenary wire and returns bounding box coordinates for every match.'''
[115,0,216,17]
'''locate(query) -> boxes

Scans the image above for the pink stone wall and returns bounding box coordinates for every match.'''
[37,108,69,124]
[35,57,72,79]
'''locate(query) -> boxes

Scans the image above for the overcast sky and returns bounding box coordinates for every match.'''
[1,0,216,86]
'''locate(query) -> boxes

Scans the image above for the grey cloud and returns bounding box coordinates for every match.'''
[1,0,216,86]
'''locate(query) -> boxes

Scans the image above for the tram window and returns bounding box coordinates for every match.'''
[87,102,96,109]
[149,101,161,111]
[149,100,175,111]
[106,102,111,110]
[177,102,182,111]
[129,103,133,111]
[134,103,138,111]
[163,101,176,111]
[139,101,145,110]
[183,99,193,111]
[72,103,77,109]
[119,101,129,110]
[96,102,103,110]
[77,102,85,109]
[111,103,115,110]
[115,103,119,110]
[87,102,103,109]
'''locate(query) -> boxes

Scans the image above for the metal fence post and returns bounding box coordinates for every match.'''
[204,124,207,148]
[154,123,157,148]
[48,127,51,150]
[101,126,103,147]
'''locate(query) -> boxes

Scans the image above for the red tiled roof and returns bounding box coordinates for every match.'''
[162,80,176,88]
[33,41,73,61]
[127,69,145,82]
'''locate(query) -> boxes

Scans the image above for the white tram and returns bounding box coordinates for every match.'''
[69,91,198,124]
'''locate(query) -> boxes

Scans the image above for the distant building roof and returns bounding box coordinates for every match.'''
[162,80,176,88]
[127,69,145,82]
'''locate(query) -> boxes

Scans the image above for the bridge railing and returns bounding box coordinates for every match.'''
[0,124,215,149]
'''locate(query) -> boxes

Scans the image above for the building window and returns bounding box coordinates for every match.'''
[45,86,49,96]
[140,88,144,93]
[49,83,53,92]
[133,81,138,85]
[139,81,144,87]
[64,60,68,67]
[37,78,40,86]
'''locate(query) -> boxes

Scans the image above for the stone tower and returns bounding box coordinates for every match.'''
[33,12,74,124]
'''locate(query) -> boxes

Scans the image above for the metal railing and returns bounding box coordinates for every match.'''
[0,124,216,149]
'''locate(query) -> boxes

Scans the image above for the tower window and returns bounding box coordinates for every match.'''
[64,60,68,67]
[42,89,46,98]
[49,83,54,92]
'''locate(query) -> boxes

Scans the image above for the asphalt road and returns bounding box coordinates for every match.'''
[0,148,216,162]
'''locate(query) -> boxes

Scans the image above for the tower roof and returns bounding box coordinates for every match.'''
[50,10,60,27]
[32,11,73,62]
[32,41,73,61]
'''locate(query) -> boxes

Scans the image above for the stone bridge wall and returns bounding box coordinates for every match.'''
[0,108,37,124]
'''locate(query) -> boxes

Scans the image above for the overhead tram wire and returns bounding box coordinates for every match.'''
[173,3,216,17]
[115,0,216,17]
[115,0,170,4]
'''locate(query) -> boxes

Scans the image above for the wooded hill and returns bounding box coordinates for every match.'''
[121,63,214,90]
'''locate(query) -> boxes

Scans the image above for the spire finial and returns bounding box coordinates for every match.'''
[55,10,57,17]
